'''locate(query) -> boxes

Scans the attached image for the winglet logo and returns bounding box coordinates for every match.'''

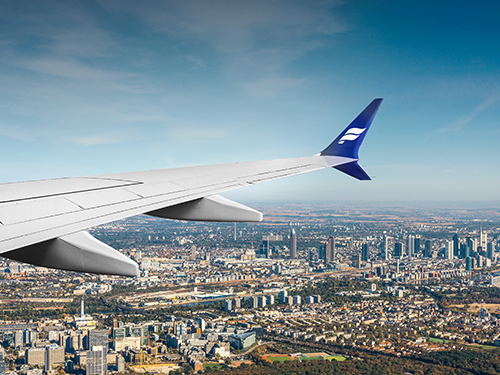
[338,128,367,144]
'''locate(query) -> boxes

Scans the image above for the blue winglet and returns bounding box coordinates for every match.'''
[334,161,371,180]
[320,98,382,159]
[321,98,382,180]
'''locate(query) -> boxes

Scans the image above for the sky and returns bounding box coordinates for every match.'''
[1,0,500,203]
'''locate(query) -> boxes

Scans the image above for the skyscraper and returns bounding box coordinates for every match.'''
[279,290,288,304]
[424,240,432,258]
[361,243,370,262]
[383,236,389,260]
[480,231,488,251]
[394,242,403,258]
[445,240,453,260]
[308,248,314,262]
[467,237,477,255]
[407,235,415,259]
[414,237,420,255]
[327,237,336,262]
[290,228,297,259]
[453,233,459,257]
[466,256,473,271]
[318,243,326,262]
[487,243,494,260]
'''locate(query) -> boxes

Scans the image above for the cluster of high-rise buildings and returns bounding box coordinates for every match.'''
[375,231,497,269]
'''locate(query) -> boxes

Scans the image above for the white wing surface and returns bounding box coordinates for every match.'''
[0,99,382,276]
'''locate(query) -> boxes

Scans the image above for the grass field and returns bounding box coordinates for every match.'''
[204,363,223,369]
[429,337,449,344]
[326,355,346,362]
[262,355,294,363]
[469,344,497,350]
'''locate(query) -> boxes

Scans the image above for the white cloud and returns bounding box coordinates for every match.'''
[438,92,500,133]
[62,134,121,146]
[102,0,347,94]
[243,77,305,98]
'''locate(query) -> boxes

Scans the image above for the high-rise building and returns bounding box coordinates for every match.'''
[224,300,232,312]
[318,243,326,262]
[23,330,37,345]
[25,348,45,365]
[86,346,106,375]
[445,241,453,260]
[289,229,297,259]
[308,248,314,262]
[88,329,108,352]
[45,345,64,372]
[258,296,267,308]
[424,240,432,258]
[259,240,270,257]
[233,298,241,308]
[279,290,288,304]
[250,297,258,309]
[327,237,335,262]
[14,331,23,348]
[190,245,196,260]
[453,234,459,257]
[407,235,415,259]
[266,295,275,305]
[466,256,473,271]
[467,237,477,255]
[414,237,420,255]
[382,236,389,260]
[394,242,403,258]
[480,231,488,252]
[459,244,466,259]
[487,243,494,260]
[361,243,369,262]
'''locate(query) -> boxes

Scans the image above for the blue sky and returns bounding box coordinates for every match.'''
[1,0,500,202]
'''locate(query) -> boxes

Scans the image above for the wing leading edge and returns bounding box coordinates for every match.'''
[0,99,382,276]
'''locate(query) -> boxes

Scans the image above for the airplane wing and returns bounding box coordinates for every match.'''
[0,99,382,276]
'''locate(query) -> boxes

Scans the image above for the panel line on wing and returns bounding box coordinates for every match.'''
[0,183,245,252]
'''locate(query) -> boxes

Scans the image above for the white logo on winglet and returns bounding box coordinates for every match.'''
[338,128,366,144]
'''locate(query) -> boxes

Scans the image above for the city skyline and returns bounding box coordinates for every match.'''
[0,1,500,202]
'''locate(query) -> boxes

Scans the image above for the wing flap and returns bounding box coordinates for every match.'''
[0,177,140,203]
[0,197,82,226]
[65,188,142,209]
[147,195,263,222]
[1,231,138,276]
[125,181,186,198]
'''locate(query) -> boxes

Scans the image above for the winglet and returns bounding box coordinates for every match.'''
[320,98,382,180]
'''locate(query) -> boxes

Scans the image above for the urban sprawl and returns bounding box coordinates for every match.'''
[1,203,500,374]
